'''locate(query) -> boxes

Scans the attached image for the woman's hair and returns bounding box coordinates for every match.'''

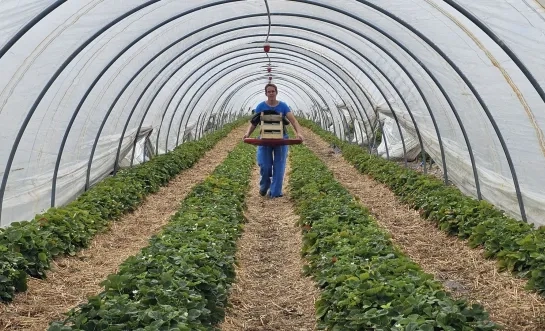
[264,83,277,93]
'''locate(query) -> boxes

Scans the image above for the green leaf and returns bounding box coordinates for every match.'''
[38,252,48,262]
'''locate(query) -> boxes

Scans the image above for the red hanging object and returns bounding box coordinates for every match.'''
[267,67,272,72]
[264,43,271,53]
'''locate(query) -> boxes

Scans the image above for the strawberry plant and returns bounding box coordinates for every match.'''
[0,118,248,302]
[300,118,545,295]
[0,246,27,301]
[289,143,497,330]
[49,142,255,330]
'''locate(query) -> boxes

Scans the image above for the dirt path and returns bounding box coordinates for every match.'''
[220,160,319,331]
[301,127,545,331]
[0,126,247,331]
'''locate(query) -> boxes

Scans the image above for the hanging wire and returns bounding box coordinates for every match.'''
[264,0,271,42]
[264,0,272,69]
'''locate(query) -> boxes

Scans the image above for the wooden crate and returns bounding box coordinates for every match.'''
[260,114,283,139]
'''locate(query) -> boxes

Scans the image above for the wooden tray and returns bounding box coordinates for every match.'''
[243,138,303,146]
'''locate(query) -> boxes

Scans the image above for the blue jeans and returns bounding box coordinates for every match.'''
[257,141,288,197]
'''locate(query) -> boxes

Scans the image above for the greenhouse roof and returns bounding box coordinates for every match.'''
[0,0,544,226]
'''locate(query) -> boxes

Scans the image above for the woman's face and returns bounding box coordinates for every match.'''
[266,87,277,100]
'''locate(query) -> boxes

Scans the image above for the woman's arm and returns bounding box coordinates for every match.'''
[243,123,257,140]
[286,112,304,141]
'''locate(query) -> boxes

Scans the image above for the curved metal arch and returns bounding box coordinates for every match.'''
[240,85,312,126]
[151,46,352,155]
[160,31,397,157]
[262,53,376,149]
[120,17,384,181]
[112,22,412,170]
[46,7,263,207]
[272,17,445,176]
[205,80,321,141]
[191,54,371,147]
[195,79,310,139]
[264,34,408,165]
[196,86,294,138]
[0,0,67,60]
[276,7,481,199]
[195,69,325,140]
[123,28,415,178]
[178,70,348,145]
[231,79,312,121]
[234,54,372,142]
[269,26,433,173]
[290,0,524,220]
[261,53,372,145]
[171,48,370,148]
[3,1,524,218]
[204,83,311,137]
[51,12,266,205]
[207,78,393,158]
[0,0,165,221]
[260,45,377,144]
[355,0,526,221]
[185,60,353,145]
[83,27,272,189]
[55,15,412,205]
[44,9,456,210]
[170,40,370,145]
[171,57,345,149]
[212,89,260,132]
[444,0,545,110]
[115,29,361,172]
[196,59,364,143]
[49,11,432,210]
[158,46,339,153]
[269,34,425,169]
[256,41,375,134]
[240,83,323,124]
[0,0,528,222]
[197,67,328,140]
[206,78,320,136]
[207,79,334,140]
[203,78,329,143]
[227,84,307,125]
[150,41,375,156]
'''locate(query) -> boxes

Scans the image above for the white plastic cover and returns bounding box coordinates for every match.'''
[0,0,544,227]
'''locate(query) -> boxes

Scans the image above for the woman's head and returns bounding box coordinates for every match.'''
[265,83,277,101]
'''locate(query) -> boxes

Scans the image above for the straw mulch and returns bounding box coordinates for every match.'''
[0,126,247,331]
[302,127,545,331]
[220,161,319,331]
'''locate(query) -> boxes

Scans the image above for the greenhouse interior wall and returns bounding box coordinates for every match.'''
[1,0,544,229]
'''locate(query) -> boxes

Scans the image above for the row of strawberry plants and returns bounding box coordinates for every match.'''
[300,118,545,295]
[0,119,247,302]
[49,141,255,330]
[289,143,497,330]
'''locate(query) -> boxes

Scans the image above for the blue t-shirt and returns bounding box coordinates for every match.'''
[251,101,291,126]
[255,101,290,115]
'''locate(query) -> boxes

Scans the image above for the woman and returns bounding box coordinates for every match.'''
[242,83,304,197]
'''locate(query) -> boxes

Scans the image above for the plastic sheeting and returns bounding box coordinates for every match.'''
[0,0,544,227]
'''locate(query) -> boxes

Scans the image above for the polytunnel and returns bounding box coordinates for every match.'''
[3,0,545,329]
[3,0,545,227]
